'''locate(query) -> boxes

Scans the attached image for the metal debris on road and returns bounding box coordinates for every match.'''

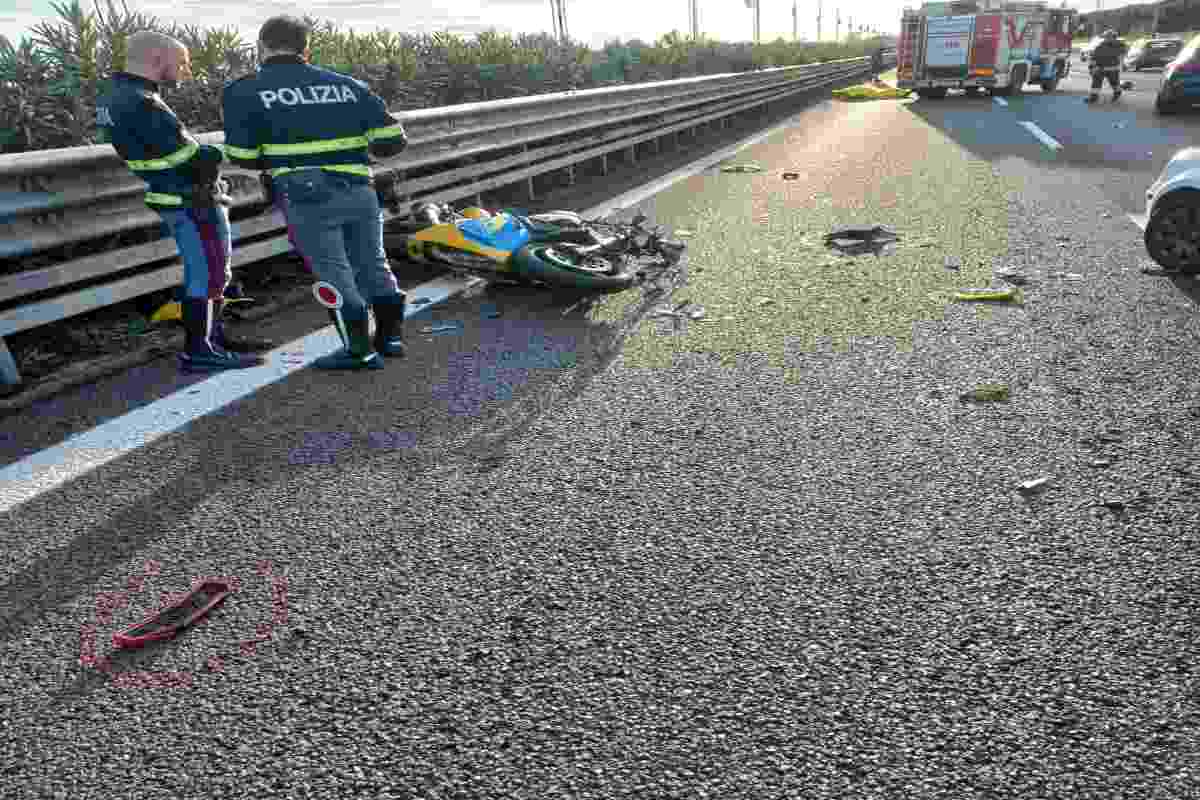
[945,256,962,271]
[782,172,800,180]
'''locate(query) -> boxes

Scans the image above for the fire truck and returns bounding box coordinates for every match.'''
[897,0,1078,98]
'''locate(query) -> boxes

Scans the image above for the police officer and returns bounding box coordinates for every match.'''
[1087,29,1127,103]
[96,30,272,373]
[221,15,410,371]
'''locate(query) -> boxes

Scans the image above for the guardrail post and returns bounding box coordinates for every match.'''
[524,145,536,200]
[0,339,20,387]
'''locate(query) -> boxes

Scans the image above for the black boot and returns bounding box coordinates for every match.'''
[212,300,275,353]
[315,305,383,370]
[372,292,407,357]
[178,299,265,373]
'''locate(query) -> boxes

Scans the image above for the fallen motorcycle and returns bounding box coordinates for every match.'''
[385,201,685,293]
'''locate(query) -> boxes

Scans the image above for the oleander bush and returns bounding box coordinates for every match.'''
[0,0,883,153]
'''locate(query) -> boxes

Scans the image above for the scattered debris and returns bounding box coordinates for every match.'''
[996,270,1030,285]
[675,229,694,237]
[953,287,1021,303]
[721,163,763,173]
[1101,498,1127,511]
[1048,272,1084,280]
[782,172,801,180]
[1018,477,1052,494]
[944,256,962,271]
[960,383,1010,403]
[755,297,776,308]
[824,225,901,257]
[1090,459,1112,468]
[688,306,706,321]
[421,321,463,335]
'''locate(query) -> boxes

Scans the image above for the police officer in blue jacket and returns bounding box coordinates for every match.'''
[222,15,410,371]
[96,30,272,373]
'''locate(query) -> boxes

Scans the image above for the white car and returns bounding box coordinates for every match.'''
[1142,147,1200,272]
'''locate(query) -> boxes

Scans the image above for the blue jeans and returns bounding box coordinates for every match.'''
[273,170,402,319]
[157,206,233,300]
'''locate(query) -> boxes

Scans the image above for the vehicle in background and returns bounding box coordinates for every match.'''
[1125,37,1184,70]
[1079,34,1105,61]
[897,0,1078,99]
[1155,33,1200,113]
[1142,147,1200,273]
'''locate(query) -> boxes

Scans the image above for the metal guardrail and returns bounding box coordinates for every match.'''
[0,54,883,385]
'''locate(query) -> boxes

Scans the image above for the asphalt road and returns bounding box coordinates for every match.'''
[1,78,1198,799]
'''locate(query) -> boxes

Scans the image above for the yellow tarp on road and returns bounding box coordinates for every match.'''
[832,81,912,101]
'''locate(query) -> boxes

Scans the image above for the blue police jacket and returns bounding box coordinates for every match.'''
[220,54,408,181]
[96,72,225,209]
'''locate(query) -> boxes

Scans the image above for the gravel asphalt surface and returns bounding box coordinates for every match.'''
[0,73,1198,799]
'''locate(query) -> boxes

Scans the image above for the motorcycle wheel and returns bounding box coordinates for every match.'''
[514,244,639,292]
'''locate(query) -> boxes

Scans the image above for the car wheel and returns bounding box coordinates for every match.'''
[1145,191,1200,273]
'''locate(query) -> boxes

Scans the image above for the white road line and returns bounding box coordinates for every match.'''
[1019,120,1062,151]
[993,97,1009,107]
[0,273,482,515]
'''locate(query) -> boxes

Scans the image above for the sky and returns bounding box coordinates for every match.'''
[1,0,915,51]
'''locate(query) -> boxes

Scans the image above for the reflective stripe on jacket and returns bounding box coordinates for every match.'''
[96,72,225,208]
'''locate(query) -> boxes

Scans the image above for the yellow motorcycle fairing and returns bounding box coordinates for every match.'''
[411,223,513,263]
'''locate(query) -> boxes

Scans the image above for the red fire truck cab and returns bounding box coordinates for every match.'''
[897,0,1078,98]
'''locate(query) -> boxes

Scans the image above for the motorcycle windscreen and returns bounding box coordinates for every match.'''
[458,214,532,253]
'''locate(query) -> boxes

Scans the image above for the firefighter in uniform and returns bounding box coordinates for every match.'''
[221,15,410,371]
[1087,29,1127,103]
[96,30,272,373]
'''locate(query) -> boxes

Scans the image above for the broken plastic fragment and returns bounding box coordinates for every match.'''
[1018,477,1051,493]
[721,163,762,173]
[944,256,962,270]
[689,306,706,320]
[421,321,463,335]
[782,172,800,180]
[997,270,1029,286]
[755,297,776,308]
[953,288,1021,303]
[825,225,898,242]
[960,384,1010,402]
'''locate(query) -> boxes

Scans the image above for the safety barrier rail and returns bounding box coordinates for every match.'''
[0,53,886,384]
